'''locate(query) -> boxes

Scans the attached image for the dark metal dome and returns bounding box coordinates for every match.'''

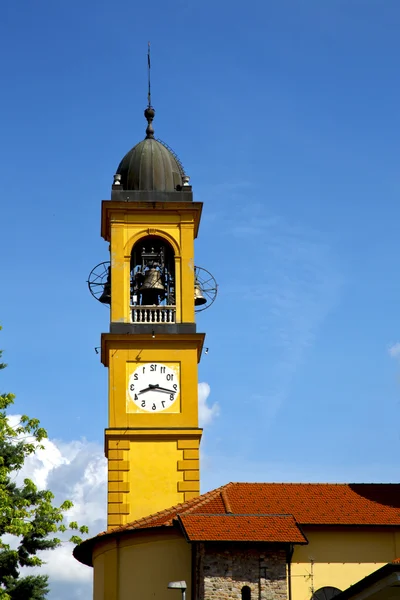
[115,107,185,192]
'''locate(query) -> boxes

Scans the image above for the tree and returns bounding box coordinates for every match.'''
[0,331,88,599]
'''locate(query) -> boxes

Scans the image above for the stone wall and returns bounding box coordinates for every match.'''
[195,543,288,600]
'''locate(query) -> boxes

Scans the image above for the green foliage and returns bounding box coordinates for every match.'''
[1,575,49,600]
[0,331,89,599]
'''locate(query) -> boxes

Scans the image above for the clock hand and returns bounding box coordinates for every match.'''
[138,384,176,395]
[152,386,176,394]
[138,384,159,395]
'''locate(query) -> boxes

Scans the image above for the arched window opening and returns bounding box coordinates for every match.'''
[130,237,176,324]
[311,587,341,600]
[131,236,175,307]
[241,586,251,600]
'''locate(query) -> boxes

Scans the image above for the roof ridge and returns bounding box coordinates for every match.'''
[182,512,297,518]
[221,489,233,513]
[228,482,400,486]
[183,485,232,516]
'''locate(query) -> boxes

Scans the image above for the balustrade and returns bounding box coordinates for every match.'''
[131,305,176,324]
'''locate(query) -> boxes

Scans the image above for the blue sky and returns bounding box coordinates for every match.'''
[1,0,400,596]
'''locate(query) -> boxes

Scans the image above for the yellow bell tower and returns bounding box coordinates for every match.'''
[92,105,209,528]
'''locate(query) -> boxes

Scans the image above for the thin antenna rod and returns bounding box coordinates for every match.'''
[147,41,151,107]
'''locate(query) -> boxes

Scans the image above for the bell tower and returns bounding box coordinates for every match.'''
[88,104,216,528]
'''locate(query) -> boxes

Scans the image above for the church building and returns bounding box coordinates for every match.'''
[74,102,400,600]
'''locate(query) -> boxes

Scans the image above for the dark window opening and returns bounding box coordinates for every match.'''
[241,586,251,600]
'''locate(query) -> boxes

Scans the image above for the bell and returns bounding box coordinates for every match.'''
[194,281,207,306]
[99,268,111,304]
[140,268,165,304]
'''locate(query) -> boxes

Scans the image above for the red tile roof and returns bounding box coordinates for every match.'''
[224,483,400,526]
[178,514,307,543]
[105,482,400,533]
[74,482,400,566]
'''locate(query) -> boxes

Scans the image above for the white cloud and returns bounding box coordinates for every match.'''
[198,382,219,426]
[6,416,107,600]
[388,342,400,359]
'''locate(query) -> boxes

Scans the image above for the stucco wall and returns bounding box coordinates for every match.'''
[292,528,400,600]
[91,526,400,600]
[92,529,191,600]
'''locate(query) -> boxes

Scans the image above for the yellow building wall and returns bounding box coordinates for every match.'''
[106,435,201,525]
[90,525,400,600]
[128,439,187,519]
[102,334,203,526]
[103,338,203,429]
[93,530,191,600]
[292,528,400,600]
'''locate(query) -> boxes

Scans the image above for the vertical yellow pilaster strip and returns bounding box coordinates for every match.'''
[180,222,195,323]
[110,224,129,323]
[175,256,182,323]
[103,542,119,600]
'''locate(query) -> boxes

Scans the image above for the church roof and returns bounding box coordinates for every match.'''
[104,482,400,531]
[74,482,400,566]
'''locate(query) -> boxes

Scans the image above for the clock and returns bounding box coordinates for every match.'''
[128,362,180,413]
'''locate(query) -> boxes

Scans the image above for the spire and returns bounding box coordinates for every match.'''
[147,41,151,108]
[144,42,155,139]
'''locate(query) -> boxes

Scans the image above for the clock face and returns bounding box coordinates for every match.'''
[128,362,180,413]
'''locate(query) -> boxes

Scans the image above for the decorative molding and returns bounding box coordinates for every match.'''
[176,440,200,502]
[106,438,131,528]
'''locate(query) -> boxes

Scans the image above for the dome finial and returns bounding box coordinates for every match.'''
[145,42,155,138]
[144,105,155,139]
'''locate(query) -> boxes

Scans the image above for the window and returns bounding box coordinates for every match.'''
[311,587,341,600]
[241,586,251,600]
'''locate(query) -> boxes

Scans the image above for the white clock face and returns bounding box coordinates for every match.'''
[128,363,180,413]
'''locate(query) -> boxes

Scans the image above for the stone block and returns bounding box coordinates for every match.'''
[108,460,130,471]
[184,470,200,481]
[178,459,199,470]
[108,481,130,492]
[108,450,125,460]
[183,449,199,459]
[177,439,200,449]
[108,440,130,450]
[178,480,200,492]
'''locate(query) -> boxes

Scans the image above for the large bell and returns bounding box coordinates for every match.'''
[140,268,165,304]
[194,281,207,306]
[99,268,111,304]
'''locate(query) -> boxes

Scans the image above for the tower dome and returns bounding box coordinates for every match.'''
[115,107,185,192]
